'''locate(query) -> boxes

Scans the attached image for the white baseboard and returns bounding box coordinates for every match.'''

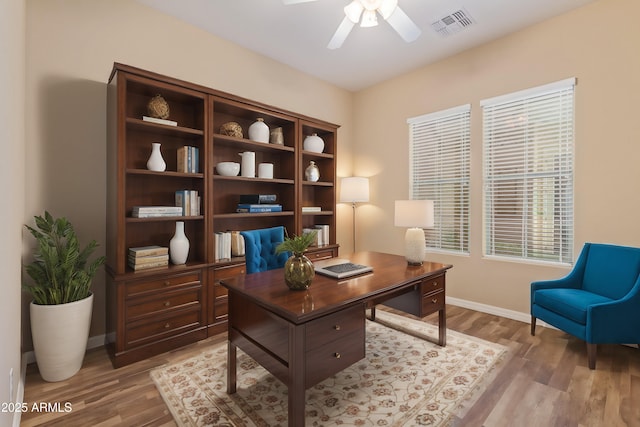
[446,296,555,329]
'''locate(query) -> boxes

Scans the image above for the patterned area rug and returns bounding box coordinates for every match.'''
[151,310,508,426]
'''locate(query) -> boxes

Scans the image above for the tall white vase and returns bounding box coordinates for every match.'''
[170,221,190,264]
[30,293,93,382]
[146,142,166,171]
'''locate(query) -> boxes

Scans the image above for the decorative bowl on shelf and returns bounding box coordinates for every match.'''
[216,162,240,176]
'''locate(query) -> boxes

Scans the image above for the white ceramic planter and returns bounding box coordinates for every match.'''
[30,293,93,382]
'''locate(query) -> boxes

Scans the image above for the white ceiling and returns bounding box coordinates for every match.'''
[136,0,597,92]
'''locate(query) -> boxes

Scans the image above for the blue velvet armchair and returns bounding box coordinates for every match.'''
[531,242,640,369]
[240,226,289,274]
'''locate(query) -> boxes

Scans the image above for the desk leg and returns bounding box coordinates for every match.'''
[438,308,446,347]
[288,325,306,426]
[227,340,237,394]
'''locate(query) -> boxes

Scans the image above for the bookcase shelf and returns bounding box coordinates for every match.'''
[106,63,339,367]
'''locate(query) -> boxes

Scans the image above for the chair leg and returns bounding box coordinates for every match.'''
[530,316,536,336]
[587,343,597,370]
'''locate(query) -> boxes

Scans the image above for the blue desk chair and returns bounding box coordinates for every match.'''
[240,226,289,274]
[531,242,640,369]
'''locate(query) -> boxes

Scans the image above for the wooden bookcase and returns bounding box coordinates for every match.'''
[106,63,339,367]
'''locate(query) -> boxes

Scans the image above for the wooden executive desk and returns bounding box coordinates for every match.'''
[221,251,452,427]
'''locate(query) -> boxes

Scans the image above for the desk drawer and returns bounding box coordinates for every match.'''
[422,290,445,316]
[422,275,444,295]
[305,329,365,387]
[307,248,336,262]
[305,305,364,352]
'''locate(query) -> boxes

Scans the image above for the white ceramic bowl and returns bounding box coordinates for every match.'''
[216,162,240,176]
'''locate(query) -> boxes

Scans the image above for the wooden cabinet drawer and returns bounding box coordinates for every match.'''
[214,264,246,282]
[306,305,364,352]
[307,249,336,262]
[421,290,445,316]
[421,275,444,295]
[305,329,365,387]
[125,309,202,349]
[125,271,202,298]
[126,288,201,320]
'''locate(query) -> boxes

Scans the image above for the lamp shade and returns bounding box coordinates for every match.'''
[394,200,434,228]
[340,177,370,203]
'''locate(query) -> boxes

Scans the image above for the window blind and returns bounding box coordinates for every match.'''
[408,104,471,254]
[482,78,575,264]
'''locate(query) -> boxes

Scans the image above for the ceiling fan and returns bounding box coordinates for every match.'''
[282,0,422,49]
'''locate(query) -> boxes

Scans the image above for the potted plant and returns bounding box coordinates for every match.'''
[275,230,318,290]
[23,211,105,382]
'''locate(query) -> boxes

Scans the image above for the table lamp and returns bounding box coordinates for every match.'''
[340,177,370,251]
[394,200,434,265]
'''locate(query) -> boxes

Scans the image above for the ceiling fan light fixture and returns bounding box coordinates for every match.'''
[360,9,378,27]
[377,0,398,20]
[344,1,364,24]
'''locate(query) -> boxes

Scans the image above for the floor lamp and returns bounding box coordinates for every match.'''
[339,177,370,252]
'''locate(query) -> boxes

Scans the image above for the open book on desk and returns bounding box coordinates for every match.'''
[314,258,373,279]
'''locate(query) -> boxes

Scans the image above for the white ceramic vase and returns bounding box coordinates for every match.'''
[170,221,190,264]
[248,118,269,143]
[30,293,93,382]
[239,151,256,178]
[303,133,324,153]
[305,161,320,182]
[146,142,166,171]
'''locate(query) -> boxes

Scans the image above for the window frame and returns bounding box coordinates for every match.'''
[408,104,471,255]
[481,78,576,265]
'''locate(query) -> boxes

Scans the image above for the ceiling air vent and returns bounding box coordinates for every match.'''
[431,8,475,37]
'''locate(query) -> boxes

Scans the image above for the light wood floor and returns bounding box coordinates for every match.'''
[21,305,640,427]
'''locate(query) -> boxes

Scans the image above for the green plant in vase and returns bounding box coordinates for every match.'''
[275,230,318,290]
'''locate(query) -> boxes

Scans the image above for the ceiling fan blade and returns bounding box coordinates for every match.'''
[385,5,421,43]
[282,0,318,4]
[327,16,355,49]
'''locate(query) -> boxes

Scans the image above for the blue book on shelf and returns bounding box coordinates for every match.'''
[236,204,282,213]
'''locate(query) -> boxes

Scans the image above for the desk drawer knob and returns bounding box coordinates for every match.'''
[164,281,171,287]
[334,352,341,359]
[432,298,439,304]
[164,323,171,329]
[432,281,438,287]
[164,301,171,307]
[334,325,341,331]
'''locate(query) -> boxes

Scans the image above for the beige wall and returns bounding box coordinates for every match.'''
[354,0,640,315]
[23,0,640,349]
[24,0,354,346]
[2,0,25,418]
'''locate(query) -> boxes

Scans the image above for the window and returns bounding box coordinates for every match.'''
[408,104,471,254]
[482,78,575,264]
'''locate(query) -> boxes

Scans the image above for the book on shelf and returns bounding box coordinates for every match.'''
[142,115,177,127]
[315,224,330,246]
[128,259,169,271]
[236,204,282,213]
[302,206,322,212]
[177,146,200,174]
[128,245,169,258]
[175,190,200,216]
[127,253,169,265]
[132,206,183,218]
[238,194,277,204]
[214,231,232,261]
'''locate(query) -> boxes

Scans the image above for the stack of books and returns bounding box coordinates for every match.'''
[132,206,183,218]
[214,231,231,261]
[177,146,200,173]
[175,190,201,216]
[236,204,282,213]
[237,193,281,213]
[303,224,330,246]
[302,206,322,213]
[142,116,177,127]
[128,245,169,271]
